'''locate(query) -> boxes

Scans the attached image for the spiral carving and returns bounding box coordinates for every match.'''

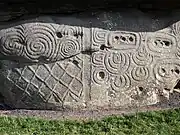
[59,36,81,59]
[0,23,84,62]
[0,26,24,56]
[24,24,57,62]
[131,66,149,81]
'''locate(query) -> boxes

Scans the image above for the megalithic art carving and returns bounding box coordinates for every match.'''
[0,14,179,110]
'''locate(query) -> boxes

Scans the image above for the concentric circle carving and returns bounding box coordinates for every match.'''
[92,68,109,85]
[59,36,81,59]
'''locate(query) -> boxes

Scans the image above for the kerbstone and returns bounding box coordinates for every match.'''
[0,12,179,111]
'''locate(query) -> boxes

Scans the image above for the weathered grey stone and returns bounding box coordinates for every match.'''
[0,11,179,111]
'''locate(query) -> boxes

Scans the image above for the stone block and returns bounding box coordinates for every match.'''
[0,11,179,113]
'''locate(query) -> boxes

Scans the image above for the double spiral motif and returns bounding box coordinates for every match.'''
[0,23,83,62]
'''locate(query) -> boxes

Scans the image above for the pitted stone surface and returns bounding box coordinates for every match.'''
[0,13,179,110]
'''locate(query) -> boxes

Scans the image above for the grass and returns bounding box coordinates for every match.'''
[0,109,179,135]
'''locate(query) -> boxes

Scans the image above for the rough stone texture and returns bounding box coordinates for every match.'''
[0,10,180,113]
[1,0,180,23]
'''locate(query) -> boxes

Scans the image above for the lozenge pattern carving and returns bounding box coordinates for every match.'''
[0,23,85,108]
[4,55,84,107]
[1,21,180,109]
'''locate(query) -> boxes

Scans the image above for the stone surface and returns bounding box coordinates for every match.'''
[0,11,179,112]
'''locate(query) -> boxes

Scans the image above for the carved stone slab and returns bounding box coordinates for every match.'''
[0,14,179,111]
